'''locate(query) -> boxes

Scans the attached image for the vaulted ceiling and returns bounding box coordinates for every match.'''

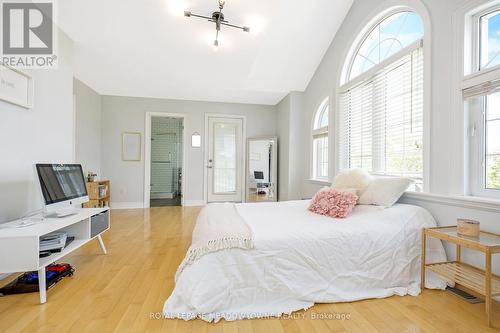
[59,0,353,105]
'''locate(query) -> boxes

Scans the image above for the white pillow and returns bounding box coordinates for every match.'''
[318,186,358,196]
[332,169,372,195]
[358,177,412,207]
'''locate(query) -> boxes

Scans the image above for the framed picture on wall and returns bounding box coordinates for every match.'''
[0,63,34,108]
[122,132,141,161]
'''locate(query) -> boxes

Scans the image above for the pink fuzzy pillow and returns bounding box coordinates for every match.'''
[308,189,358,218]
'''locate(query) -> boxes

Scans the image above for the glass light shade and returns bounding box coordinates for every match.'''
[191,133,201,148]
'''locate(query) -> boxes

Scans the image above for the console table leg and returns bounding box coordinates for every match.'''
[38,267,46,304]
[421,229,426,290]
[97,234,107,255]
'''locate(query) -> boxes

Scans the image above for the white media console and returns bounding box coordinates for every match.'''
[0,208,110,304]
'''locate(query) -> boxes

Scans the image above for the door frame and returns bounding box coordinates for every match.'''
[204,113,247,204]
[144,112,187,208]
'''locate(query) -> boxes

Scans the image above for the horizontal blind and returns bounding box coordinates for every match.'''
[463,78,500,99]
[340,46,424,183]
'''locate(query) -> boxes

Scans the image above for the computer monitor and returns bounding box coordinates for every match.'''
[254,171,264,180]
[35,164,89,216]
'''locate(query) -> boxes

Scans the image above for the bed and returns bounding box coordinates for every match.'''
[163,200,447,322]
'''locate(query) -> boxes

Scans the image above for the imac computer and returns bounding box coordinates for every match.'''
[35,164,89,217]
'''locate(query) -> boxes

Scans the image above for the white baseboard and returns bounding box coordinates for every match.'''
[111,202,144,209]
[184,200,205,207]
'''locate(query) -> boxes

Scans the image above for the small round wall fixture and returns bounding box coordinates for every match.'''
[191,132,202,148]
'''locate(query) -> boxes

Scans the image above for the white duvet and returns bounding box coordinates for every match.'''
[163,201,447,322]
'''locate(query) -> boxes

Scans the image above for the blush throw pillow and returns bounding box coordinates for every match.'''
[308,189,358,218]
[358,177,412,207]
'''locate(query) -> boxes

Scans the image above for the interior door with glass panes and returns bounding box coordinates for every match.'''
[207,117,243,202]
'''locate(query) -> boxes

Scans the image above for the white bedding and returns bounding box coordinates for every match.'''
[163,200,447,322]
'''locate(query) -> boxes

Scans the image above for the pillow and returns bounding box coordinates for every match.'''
[358,177,412,207]
[332,169,372,196]
[319,186,358,196]
[308,188,358,218]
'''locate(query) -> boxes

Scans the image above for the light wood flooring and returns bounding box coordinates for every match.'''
[0,206,498,332]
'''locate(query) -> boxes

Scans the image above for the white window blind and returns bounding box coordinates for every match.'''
[340,45,424,187]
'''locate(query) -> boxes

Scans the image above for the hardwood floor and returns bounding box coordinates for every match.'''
[0,206,498,333]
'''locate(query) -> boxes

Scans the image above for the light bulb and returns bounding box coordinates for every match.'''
[213,40,219,52]
[218,0,226,7]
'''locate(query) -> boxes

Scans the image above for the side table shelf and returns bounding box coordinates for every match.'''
[422,226,500,328]
[427,261,500,296]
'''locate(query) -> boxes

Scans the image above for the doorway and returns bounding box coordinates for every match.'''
[205,115,245,203]
[145,114,184,207]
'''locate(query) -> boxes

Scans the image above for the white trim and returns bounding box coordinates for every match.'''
[203,113,247,204]
[335,0,432,192]
[308,179,332,186]
[454,0,500,197]
[401,191,500,213]
[339,39,422,92]
[72,93,77,163]
[110,202,144,209]
[144,112,187,208]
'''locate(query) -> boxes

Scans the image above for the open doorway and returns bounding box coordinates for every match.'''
[146,115,184,207]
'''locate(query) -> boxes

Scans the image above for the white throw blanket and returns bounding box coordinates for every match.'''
[175,203,254,281]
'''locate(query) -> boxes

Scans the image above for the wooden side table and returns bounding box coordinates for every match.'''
[422,226,500,327]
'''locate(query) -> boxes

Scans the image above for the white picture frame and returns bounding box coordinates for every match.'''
[0,63,34,108]
[122,132,142,161]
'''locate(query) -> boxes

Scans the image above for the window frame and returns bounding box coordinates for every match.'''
[467,93,500,198]
[344,9,424,83]
[339,9,426,190]
[471,5,500,74]
[311,98,330,181]
[464,3,500,199]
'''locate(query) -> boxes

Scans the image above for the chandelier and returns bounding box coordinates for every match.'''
[184,0,250,50]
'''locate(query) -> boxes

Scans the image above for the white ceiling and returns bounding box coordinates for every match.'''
[59,0,353,105]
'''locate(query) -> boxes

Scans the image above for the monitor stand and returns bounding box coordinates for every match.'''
[44,207,80,218]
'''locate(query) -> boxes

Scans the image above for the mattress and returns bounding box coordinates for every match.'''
[163,200,447,322]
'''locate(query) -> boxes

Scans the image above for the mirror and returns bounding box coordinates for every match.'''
[246,137,278,202]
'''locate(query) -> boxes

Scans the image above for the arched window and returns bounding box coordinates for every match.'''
[340,10,425,190]
[312,98,329,181]
[348,11,424,80]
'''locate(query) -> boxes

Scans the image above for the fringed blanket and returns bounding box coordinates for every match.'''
[175,203,254,280]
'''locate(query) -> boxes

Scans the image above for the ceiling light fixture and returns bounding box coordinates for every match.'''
[184,0,250,49]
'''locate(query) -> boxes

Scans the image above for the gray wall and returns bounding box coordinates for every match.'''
[74,78,102,176]
[276,95,291,201]
[0,31,74,223]
[100,96,277,206]
[276,92,305,201]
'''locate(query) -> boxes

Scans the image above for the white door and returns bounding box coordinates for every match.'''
[207,117,244,202]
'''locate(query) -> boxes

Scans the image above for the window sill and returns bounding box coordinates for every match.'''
[309,179,332,186]
[401,191,500,213]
